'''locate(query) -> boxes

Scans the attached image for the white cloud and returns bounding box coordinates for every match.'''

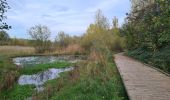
[6,0,130,39]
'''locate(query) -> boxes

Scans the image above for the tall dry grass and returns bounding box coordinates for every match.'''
[0,46,35,93]
[0,46,35,55]
[55,44,85,55]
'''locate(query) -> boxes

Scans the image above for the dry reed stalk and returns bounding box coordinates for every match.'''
[0,46,35,55]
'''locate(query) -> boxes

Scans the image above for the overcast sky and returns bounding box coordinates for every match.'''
[6,0,131,39]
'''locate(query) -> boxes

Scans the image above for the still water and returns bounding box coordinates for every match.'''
[13,55,85,66]
[12,55,84,92]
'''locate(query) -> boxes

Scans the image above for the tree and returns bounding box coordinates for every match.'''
[121,0,170,73]
[0,30,9,45]
[81,10,109,51]
[95,9,110,30]
[112,16,118,29]
[81,10,125,52]
[111,17,120,35]
[55,31,70,48]
[124,0,170,51]
[0,0,11,29]
[28,25,51,53]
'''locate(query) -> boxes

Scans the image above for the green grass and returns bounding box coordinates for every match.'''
[0,55,19,94]
[0,55,15,70]
[51,76,126,100]
[0,61,72,100]
[51,64,127,100]
[0,46,128,100]
[20,61,72,75]
[0,84,35,100]
[33,55,128,100]
[0,49,72,100]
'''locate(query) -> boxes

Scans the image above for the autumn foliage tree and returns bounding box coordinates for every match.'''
[81,10,125,52]
[55,31,71,49]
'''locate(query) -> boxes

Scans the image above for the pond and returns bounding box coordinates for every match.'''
[13,55,86,66]
[12,55,85,92]
[18,67,73,92]
[18,67,73,86]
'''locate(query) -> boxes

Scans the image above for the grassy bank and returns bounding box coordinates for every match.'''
[0,61,72,100]
[0,46,66,99]
[1,57,128,100]
[0,55,24,95]
[0,46,128,100]
[0,84,35,100]
[0,46,36,93]
[32,51,128,100]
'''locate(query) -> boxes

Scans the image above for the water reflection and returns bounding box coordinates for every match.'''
[13,55,85,92]
[18,67,73,86]
[18,67,73,92]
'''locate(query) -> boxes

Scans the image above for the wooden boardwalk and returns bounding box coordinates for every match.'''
[115,54,170,100]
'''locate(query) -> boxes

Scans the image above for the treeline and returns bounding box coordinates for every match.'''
[0,31,37,46]
[122,0,170,73]
[26,10,125,54]
[27,25,84,54]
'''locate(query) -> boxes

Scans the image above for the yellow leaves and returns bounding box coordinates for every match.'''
[82,22,124,52]
[81,10,124,52]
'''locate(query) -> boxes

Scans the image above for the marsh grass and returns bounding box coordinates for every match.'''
[0,56,19,93]
[0,46,35,56]
[0,46,35,98]
[0,46,128,100]
[54,44,86,55]
[32,51,128,100]
[1,84,35,100]
[0,61,72,100]
[20,61,72,75]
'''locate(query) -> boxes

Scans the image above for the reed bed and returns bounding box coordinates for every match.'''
[0,46,35,55]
